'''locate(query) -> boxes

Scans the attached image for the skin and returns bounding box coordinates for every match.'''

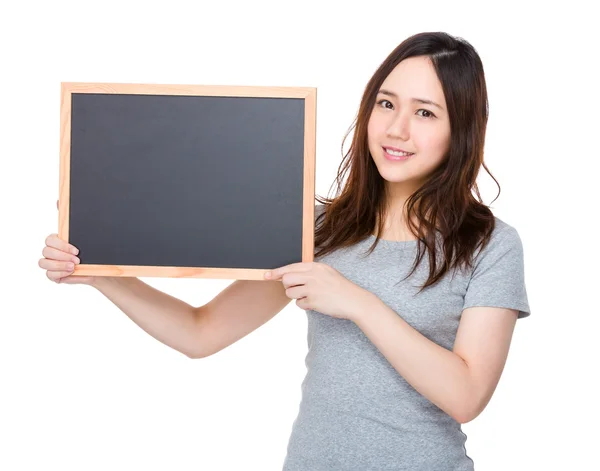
[39,63,518,425]
[367,55,451,240]
[268,56,518,423]
[38,200,90,285]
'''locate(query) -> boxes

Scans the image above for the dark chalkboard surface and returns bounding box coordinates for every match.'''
[58,83,317,280]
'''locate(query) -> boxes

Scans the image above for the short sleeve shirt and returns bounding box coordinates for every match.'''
[282,204,530,471]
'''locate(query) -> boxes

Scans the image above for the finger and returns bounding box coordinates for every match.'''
[45,234,79,255]
[266,264,293,280]
[267,262,310,280]
[42,246,80,263]
[39,258,75,272]
[295,297,310,310]
[280,273,308,289]
[46,269,74,283]
[285,285,306,299]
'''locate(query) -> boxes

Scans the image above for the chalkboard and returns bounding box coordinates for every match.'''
[58,82,317,280]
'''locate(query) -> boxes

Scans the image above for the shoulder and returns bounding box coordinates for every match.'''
[314,203,327,227]
[489,216,523,247]
[472,216,525,266]
[315,203,326,217]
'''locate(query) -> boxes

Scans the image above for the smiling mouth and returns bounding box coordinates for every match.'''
[382,147,414,161]
[383,146,414,157]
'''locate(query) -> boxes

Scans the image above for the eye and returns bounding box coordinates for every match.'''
[376,99,393,109]
[416,109,436,119]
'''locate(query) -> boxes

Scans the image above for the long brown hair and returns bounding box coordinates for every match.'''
[314,32,499,293]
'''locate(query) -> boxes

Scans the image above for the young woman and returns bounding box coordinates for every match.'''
[40,32,530,470]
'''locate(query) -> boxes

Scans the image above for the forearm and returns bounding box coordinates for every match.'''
[352,293,474,423]
[91,277,200,357]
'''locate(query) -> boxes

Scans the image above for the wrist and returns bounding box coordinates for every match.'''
[90,276,118,290]
[349,288,378,324]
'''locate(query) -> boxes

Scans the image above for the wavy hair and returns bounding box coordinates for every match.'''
[314,32,499,293]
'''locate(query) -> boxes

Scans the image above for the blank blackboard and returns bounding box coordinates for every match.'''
[58,82,317,280]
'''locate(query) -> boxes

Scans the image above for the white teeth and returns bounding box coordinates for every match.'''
[385,148,413,157]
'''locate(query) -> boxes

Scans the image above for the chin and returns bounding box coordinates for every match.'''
[377,169,415,185]
[373,159,411,180]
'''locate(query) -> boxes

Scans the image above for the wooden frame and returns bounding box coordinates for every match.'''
[58,82,317,280]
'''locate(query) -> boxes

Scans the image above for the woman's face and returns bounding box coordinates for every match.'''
[368,56,451,193]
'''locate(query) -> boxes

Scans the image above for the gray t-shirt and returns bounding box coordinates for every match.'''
[282,204,530,471]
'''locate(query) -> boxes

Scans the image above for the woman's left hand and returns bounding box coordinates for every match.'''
[264,262,372,321]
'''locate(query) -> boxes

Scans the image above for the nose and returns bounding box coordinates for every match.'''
[386,112,410,141]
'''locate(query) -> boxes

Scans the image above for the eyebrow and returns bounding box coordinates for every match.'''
[377,89,444,111]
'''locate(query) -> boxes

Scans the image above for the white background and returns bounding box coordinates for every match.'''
[2,1,598,470]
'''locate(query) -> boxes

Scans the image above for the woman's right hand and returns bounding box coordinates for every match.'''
[39,200,96,286]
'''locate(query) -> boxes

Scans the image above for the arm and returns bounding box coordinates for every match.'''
[351,292,518,424]
[92,277,202,358]
[92,277,291,359]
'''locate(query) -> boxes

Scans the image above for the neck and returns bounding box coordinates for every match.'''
[377,185,422,241]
